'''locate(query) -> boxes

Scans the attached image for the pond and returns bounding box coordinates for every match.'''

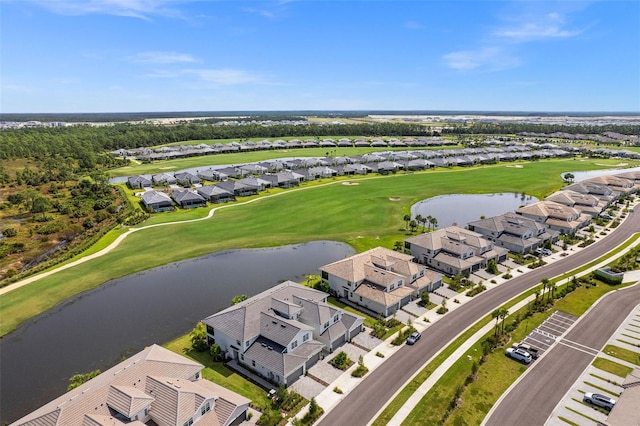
[0,241,354,424]
[411,193,539,229]
[563,165,640,182]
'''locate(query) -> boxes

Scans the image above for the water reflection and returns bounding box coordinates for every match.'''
[411,193,539,229]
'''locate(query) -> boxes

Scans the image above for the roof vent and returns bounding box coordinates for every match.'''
[267,346,273,351]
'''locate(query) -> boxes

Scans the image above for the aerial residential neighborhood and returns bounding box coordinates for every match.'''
[2,1,640,425]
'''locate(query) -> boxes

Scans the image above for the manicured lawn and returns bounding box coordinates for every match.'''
[1,158,636,336]
[603,344,640,366]
[592,357,633,378]
[164,334,270,407]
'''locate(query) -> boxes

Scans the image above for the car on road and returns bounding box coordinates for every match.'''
[505,347,532,364]
[406,331,421,345]
[583,392,616,410]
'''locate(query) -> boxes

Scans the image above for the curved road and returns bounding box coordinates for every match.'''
[485,281,640,425]
[319,209,640,426]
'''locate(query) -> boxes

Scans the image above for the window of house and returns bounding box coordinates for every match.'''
[195,372,200,379]
[240,354,244,361]
[236,340,241,346]
[252,360,256,367]
[359,296,363,302]
[291,340,298,349]
[333,314,339,322]
[303,333,309,342]
[324,322,330,329]
[245,340,250,347]
[350,292,353,297]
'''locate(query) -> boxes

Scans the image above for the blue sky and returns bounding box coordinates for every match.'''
[2,0,639,113]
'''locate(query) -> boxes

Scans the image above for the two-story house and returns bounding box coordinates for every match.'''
[404,226,508,277]
[545,190,605,217]
[516,201,592,234]
[202,281,363,386]
[11,345,250,426]
[468,213,560,254]
[319,247,442,317]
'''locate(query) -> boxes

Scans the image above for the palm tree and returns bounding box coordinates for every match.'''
[500,308,509,335]
[541,278,550,304]
[430,216,438,230]
[403,214,411,230]
[492,309,501,336]
[416,214,424,232]
[427,215,433,231]
[409,220,418,233]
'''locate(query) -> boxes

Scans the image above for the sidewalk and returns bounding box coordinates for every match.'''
[291,202,640,425]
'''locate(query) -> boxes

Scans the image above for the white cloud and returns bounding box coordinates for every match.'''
[30,0,185,19]
[146,68,267,85]
[129,51,197,64]
[443,47,520,71]
[1,84,36,93]
[183,68,263,85]
[494,10,584,42]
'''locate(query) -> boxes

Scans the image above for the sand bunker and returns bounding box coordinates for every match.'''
[505,165,523,168]
[596,162,628,167]
[342,181,360,185]
[159,166,176,170]
[389,197,401,201]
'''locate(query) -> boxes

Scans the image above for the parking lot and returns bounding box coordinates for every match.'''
[546,304,640,426]
[519,310,578,357]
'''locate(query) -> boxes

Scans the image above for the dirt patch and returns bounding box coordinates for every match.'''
[596,162,629,167]
[342,181,359,186]
[389,197,401,201]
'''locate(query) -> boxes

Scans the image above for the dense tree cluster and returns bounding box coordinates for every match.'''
[443,122,640,136]
[0,122,434,161]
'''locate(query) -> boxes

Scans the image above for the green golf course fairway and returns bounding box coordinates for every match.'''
[0,158,636,336]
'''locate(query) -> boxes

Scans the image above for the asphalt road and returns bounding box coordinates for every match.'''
[485,281,640,425]
[319,209,640,426]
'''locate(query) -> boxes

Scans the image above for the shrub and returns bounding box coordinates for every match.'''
[334,386,343,394]
[330,351,352,370]
[2,227,17,237]
[375,351,385,358]
[436,306,448,314]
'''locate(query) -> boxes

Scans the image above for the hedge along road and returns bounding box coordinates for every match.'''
[317,209,640,426]
[0,159,632,336]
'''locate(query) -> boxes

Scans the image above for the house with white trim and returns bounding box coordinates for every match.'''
[202,281,363,386]
[319,247,442,317]
[11,345,250,426]
[404,226,508,277]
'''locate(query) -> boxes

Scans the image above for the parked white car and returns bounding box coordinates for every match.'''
[505,347,532,364]
[583,392,616,410]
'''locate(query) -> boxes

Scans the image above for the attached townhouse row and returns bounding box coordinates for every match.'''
[12,345,250,426]
[466,171,640,253]
[202,281,364,386]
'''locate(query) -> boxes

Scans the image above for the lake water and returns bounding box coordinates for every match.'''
[564,165,640,182]
[411,193,539,229]
[0,241,354,424]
